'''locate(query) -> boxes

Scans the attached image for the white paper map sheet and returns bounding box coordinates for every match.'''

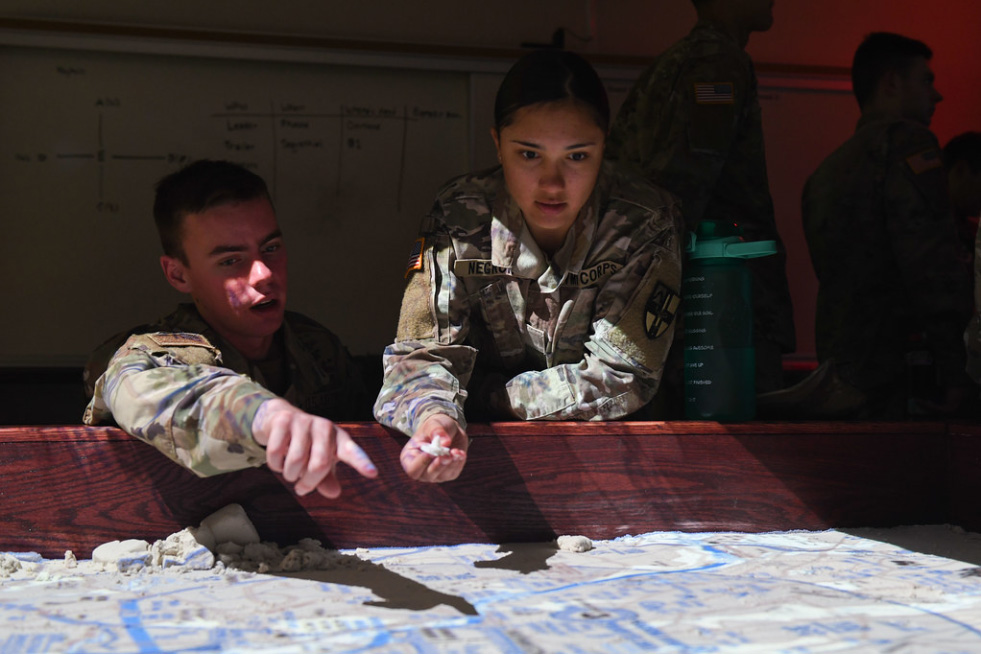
[3,529,981,653]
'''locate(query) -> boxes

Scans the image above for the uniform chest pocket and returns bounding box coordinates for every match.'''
[475,280,526,366]
[552,288,599,364]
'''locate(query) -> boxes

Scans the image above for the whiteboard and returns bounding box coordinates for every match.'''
[0,44,470,365]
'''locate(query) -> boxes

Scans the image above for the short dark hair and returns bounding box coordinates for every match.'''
[494,49,610,133]
[851,32,933,108]
[153,160,271,261]
[944,132,981,174]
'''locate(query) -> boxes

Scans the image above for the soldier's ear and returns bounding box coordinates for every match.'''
[882,69,904,99]
[491,127,502,163]
[160,255,192,293]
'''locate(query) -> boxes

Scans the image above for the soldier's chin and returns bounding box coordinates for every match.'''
[248,302,285,331]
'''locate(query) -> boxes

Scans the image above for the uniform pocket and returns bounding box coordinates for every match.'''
[475,281,526,366]
[551,288,598,365]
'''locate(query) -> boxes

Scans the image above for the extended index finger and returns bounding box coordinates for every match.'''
[336,431,378,479]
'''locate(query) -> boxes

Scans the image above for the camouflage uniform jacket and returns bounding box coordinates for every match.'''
[606,19,794,354]
[802,113,972,397]
[83,303,368,476]
[373,162,683,436]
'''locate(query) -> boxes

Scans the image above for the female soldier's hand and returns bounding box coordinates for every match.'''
[401,413,468,483]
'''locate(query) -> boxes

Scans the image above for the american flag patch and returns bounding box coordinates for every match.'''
[404,237,425,278]
[906,148,942,174]
[694,82,735,104]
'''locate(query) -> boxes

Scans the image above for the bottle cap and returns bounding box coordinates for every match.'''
[685,220,777,260]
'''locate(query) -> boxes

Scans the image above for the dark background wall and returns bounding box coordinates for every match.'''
[3,0,976,142]
[1,1,977,423]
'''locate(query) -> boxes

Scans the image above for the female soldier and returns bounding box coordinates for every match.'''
[374,50,682,482]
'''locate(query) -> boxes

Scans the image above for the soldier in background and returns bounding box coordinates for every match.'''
[374,50,682,483]
[83,160,377,497]
[606,0,794,401]
[800,33,973,418]
[948,133,981,387]
[943,131,981,267]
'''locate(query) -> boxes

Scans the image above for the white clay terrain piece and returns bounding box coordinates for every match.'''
[199,503,260,547]
[419,435,452,457]
[556,535,594,553]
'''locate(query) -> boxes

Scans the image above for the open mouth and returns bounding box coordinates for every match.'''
[252,299,279,313]
[536,201,568,215]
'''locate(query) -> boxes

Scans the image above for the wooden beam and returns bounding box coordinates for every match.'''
[947,422,981,533]
[0,422,947,557]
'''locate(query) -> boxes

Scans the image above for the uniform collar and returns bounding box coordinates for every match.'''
[692,19,741,47]
[856,110,904,132]
[171,302,290,373]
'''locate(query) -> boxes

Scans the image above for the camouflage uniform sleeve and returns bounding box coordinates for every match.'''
[373,225,477,436]
[83,327,150,398]
[884,126,973,388]
[82,333,277,476]
[503,204,683,420]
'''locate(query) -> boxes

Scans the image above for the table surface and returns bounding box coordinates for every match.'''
[4,527,981,653]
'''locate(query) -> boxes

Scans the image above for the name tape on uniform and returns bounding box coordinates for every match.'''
[564,261,624,287]
[454,259,623,288]
[147,332,214,348]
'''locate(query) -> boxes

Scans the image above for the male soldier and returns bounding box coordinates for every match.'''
[800,33,973,418]
[606,0,794,400]
[83,160,377,497]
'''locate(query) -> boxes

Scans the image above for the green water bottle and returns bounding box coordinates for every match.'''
[683,221,776,421]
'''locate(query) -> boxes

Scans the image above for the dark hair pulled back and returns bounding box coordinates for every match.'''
[494,49,610,133]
